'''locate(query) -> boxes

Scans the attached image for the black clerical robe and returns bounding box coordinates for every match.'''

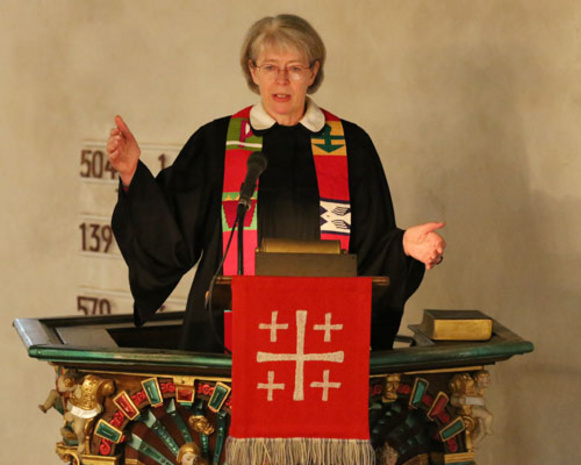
[112,116,424,352]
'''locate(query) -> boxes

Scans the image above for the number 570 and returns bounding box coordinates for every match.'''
[77,296,112,315]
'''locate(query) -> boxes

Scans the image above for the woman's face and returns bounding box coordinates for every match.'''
[249,46,319,126]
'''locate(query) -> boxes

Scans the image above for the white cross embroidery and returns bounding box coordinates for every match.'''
[257,371,285,401]
[258,311,289,342]
[257,310,344,401]
[310,370,341,402]
[313,312,343,342]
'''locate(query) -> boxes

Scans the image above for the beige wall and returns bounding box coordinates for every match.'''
[1,0,580,463]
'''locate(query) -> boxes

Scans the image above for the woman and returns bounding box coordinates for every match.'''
[107,14,445,352]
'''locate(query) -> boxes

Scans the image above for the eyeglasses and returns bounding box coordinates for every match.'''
[252,62,314,81]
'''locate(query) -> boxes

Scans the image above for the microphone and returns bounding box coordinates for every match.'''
[238,151,268,212]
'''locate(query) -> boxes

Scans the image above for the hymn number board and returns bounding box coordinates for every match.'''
[77,142,194,317]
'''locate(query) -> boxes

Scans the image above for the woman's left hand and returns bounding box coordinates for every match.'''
[403,222,446,270]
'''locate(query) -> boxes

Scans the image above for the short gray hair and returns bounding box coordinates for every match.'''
[240,14,326,94]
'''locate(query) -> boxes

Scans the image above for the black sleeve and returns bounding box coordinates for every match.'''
[344,121,425,349]
[111,118,229,326]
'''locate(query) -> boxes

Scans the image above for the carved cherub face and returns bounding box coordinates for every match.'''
[475,371,491,388]
[181,452,198,465]
[57,372,79,392]
[382,374,401,402]
[177,443,203,465]
[386,374,401,391]
[189,415,215,435]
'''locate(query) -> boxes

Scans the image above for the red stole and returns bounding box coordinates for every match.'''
[221,106,351,275]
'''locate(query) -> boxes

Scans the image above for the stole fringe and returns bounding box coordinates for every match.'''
[225,437,376,465]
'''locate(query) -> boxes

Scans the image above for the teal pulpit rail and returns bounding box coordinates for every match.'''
[14,311,533,375]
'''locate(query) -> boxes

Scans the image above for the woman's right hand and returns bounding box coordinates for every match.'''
[107,115,141,186]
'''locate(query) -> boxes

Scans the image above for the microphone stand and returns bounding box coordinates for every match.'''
[206,151,265,351]
[236,203,247,275]
[234,151,267,276]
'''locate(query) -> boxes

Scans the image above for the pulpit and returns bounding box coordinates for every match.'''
[14,303,532,465]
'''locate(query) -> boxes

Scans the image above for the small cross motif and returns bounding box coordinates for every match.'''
[259,311,289,342]
[310,370,341,402]
[314,124,345,153]
[257,371,285,401]
[313,313,343,342]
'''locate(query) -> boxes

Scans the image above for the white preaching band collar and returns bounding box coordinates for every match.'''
[249,98,326,133]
